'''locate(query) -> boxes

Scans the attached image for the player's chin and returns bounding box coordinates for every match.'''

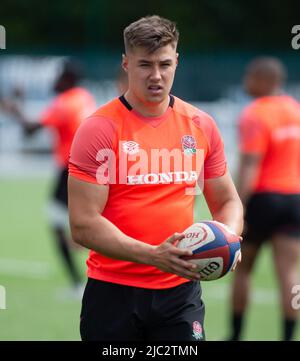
[145,91,167,103]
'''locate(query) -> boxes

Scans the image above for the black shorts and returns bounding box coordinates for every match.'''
[244,192,300,245]
[80,278,205,341]
[52,167,68,206]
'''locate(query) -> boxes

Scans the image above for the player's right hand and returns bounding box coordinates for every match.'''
[149,233,201,281]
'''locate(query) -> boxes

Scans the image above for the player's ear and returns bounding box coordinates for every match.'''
[176,53,179,66]
[122,54,128,73]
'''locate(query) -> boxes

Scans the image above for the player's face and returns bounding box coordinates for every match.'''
[244,72,260,97]
[244,71,271,98]
[122,44,178,104]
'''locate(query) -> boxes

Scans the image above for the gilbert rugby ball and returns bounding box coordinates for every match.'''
[178,221,241,281]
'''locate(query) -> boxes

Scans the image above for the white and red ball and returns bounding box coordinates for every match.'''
[178,221,241,281]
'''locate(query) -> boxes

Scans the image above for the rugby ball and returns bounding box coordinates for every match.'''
[178,221,241,281]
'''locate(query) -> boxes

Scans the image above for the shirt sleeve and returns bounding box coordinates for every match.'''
[193,114,227,179]
[69,116,117,185]
[239,109,268,155]
[40,102,65,127]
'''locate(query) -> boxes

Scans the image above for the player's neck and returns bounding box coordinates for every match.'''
[124,91,170,118]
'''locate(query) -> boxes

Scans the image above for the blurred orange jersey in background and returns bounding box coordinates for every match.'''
[41,87,96,167]
[239,95,300,194]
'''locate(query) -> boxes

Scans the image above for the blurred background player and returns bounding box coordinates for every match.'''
[228,57,300,341]
[6,59,96,294]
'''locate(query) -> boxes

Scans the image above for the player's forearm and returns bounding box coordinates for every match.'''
[237,163,254,204]
[237,179,252,205]
[70,215,155,265]
[15,112,41,135]
[211,198,244,236]
[237,154,260,204]
[4,101,41,134]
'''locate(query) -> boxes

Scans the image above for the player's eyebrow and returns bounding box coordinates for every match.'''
[137,58,173,64]
[137,59,152,64]
[160,59,173,64]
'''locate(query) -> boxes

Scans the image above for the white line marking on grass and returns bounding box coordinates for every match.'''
[0,258,53,279]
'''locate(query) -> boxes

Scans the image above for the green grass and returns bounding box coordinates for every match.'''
[0,178,86,340]
[0,178,299,340]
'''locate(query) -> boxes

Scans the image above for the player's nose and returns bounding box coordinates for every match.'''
[149,66,162,81]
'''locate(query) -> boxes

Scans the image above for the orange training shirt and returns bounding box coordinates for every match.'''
[69,95,227,289]
[41,87,96,167]
[239,95,300,194]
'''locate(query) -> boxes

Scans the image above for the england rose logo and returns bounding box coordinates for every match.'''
[192,321,203,340]
[181,135,197,156]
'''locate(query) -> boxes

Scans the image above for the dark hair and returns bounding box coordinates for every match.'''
[124,15,179,53]
[60,58,83,84]
[246,56,287,85]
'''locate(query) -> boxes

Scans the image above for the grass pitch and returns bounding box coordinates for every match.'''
[0,178,299,340]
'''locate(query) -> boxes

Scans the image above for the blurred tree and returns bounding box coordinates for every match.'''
[1,0,300,51]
